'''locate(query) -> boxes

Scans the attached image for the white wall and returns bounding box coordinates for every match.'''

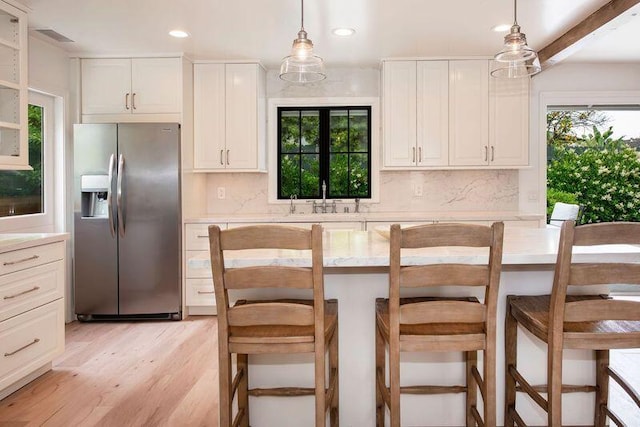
[205,67,520,216]
[520,62,640,218]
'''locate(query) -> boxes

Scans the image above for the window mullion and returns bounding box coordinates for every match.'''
[319,108,330,198]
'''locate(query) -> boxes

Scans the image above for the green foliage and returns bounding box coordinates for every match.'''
[546,110,609,146]
[546,188,579,222]
[0,105,43,197]
[547,128,640,223]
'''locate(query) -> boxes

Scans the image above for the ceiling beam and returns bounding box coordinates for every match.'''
[538,0,640,67]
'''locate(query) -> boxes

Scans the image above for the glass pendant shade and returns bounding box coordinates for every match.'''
[491,0,540,78]
[279,0,326,83]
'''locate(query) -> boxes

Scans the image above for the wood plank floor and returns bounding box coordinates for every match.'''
[0,317,219,427]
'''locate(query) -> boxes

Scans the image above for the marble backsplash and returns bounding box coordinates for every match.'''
[205,170,518,215]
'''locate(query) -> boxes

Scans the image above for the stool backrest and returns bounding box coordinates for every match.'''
[209,224,324,330]
[550,221,640,329]
[389,222,504,325]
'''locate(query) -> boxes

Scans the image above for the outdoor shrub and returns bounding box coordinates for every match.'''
[547,130,640,223]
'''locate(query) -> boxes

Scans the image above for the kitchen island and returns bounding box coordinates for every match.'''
[189,227,639,426]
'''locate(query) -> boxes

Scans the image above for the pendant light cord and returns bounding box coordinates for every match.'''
[513,0,518,26]
[301,0,305,31]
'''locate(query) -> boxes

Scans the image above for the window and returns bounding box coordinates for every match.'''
[277,106,371,199]
[0,91,55,231]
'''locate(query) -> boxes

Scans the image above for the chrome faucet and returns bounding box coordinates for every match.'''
[289,194,297,214]
[321,180,328,213]
[354,198,360,213]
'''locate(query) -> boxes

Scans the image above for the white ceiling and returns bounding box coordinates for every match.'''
[17,0,640,68]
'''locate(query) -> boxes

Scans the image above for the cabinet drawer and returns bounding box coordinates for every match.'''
[0,242,64,277]
[186,250,212,278]
[185,223,225,251]
[0,261,64,322]
[186,279,216,306]
[0,299,64,392]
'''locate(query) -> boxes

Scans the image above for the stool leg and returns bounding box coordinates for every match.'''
[329,324,339,427]
[484,338,497,427]
[389,338,401,427]
[594,350,610,427]
[237,353,249,427]
[504,297,518,427]
[219,347,233,427]
[547,343,564,426]
[466,350,478,427]
[375,322,385,427]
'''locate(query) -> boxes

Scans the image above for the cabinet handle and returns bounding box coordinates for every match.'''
[196,235,208,238]
[418,147,422,163]
[3,286,40,300]
[220,150,224,165]
[132,93,137,110]
[197,290,215,295]
[491,146,495,162]
[226,150,230,165]
[412,147,416,163]
[125,93,130,110]
[3,254,39,266]
[4,338,40,357]
[484,146,488,162]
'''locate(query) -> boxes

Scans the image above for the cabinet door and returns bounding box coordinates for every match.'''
[0,1,28,170]
[417,61,449,166]
[81,58,131,114]
[383,61,417,167]
[489,72,529,166]
[193,63,226,170]
[131,58,181,114]
[448,60,489,166]
[225,63,258,170]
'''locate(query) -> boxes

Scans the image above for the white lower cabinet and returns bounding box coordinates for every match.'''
[184,223,225,313]
[0,239,66,400]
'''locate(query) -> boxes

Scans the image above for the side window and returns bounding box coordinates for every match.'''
[278,106,371,199]
[0,104,44,217]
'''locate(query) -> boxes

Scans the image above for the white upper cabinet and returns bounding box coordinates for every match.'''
[0,1,28,170]
[382,58,529,169]
[489,67,529,166]
[448,60,489,166]
[417,61,449,166]
[81,57,181,117]
[193,62,266,172]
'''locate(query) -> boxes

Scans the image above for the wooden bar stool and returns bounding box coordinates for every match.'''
[375,222,504,427]
[209,224,339,427]
[505,220,640,426]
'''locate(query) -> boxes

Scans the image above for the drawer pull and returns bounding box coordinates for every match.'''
[197,235,208,238]
[3,254,39,266]
[3,286,40,300]
[4,338,40,357]
[197,290,215,294]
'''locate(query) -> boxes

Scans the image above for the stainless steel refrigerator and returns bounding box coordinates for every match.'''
[73,123,181,321]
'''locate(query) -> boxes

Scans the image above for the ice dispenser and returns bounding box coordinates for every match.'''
[81,175,109,217]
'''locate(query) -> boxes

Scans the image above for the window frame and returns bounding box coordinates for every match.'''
[276,106,372,200]
[0,91,55,232]
[268,97,380,204]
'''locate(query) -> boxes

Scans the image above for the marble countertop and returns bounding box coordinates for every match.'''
[188,227,640,269]
[186,210,542,224]
[0,233,69,254]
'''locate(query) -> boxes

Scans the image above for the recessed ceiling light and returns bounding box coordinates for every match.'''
[169,30,189,38]
[491,24,511,32]
[332,28,355,37]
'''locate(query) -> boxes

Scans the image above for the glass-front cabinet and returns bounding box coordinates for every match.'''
[0,1,27,170]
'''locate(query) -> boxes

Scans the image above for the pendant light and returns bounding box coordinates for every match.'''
[491,0,541,78]
[279,0,326,83]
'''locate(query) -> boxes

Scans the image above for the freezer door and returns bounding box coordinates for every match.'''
[73,124,119,315]
[116,123,181,315]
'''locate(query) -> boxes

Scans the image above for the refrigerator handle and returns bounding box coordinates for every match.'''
[116,154,125,238]
[107,154,116,238]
